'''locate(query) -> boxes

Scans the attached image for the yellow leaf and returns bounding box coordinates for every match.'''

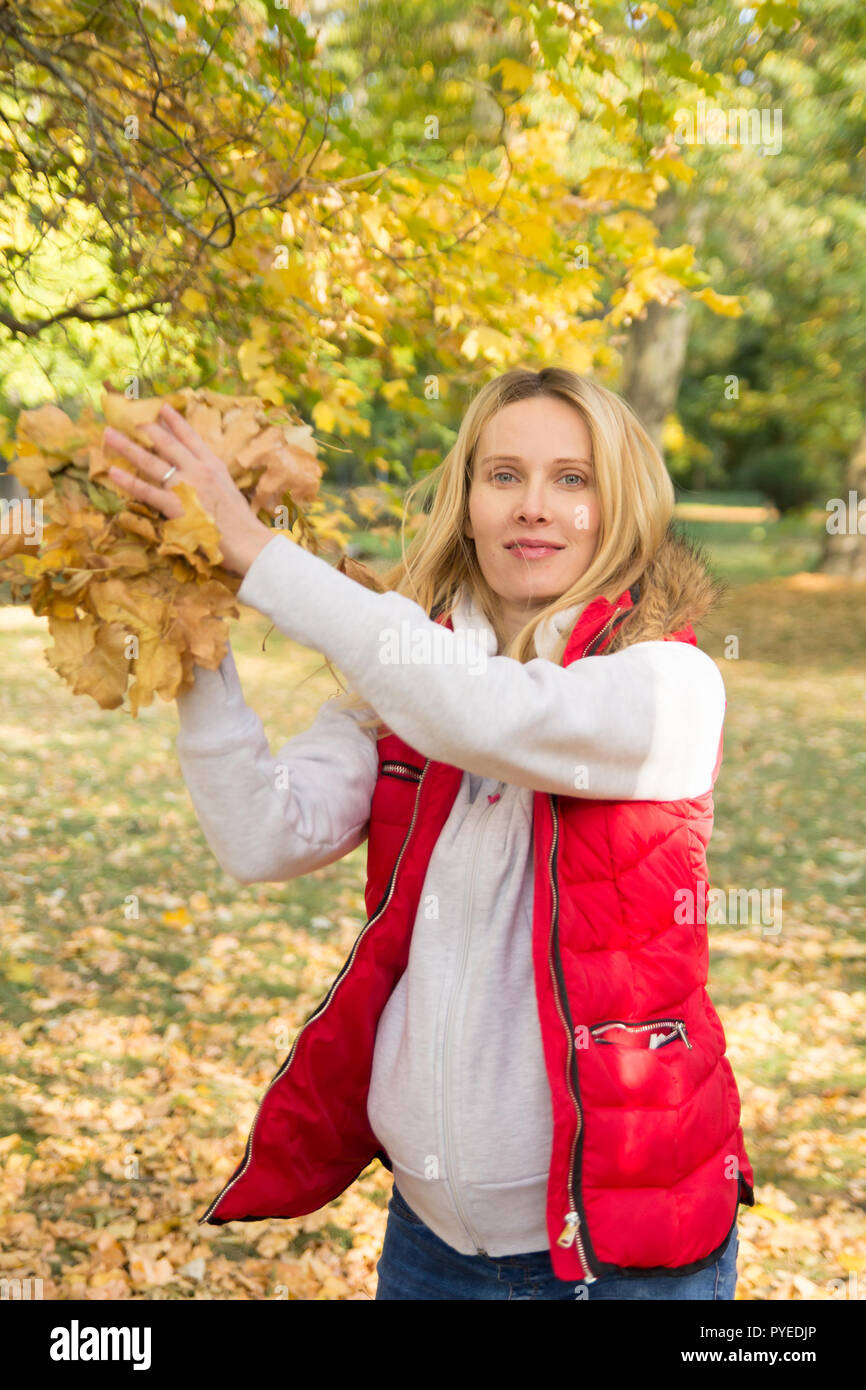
[692,286,744,317]
[18,404,89,456]
[89,577,165,631]
[69,620,130,709]
[45,613,97,681]
[751,1202,794,1224]
[360,205,391,252]
[9,439,54,496]
[654,243,697,278]
[460,325,512,364]
[5,961,35,984]
[253,369,288,405]
[580,166,659,209]
[181,288,209,313]
[661,414,686,452]
[130,635,184,714]
[312,400,337,434]
[158,481,223,565]
[163,907,192,927]
[494,58,535,96]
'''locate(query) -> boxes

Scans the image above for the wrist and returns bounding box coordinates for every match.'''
[233,521,275,578]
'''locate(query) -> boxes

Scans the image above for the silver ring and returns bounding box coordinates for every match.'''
[161,464,178,485]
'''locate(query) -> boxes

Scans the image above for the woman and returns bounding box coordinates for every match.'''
[104,366,755,1301]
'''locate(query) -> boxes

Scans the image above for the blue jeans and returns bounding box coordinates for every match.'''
[375,1183,739,1300]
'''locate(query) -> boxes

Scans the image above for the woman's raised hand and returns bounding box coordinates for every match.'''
[103,402,273,577]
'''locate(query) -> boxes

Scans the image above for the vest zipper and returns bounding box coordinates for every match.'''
[550,599,633,1270]
[197,757,433,1225]
[582,602,629,658]
[441,777,505,1255]
[547,795,597,1282]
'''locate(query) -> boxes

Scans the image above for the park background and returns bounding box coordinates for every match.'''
[0,0,864,1299]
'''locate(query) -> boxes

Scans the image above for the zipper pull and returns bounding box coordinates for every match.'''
[677,1021,693,1050]
[557,1210,581,1247]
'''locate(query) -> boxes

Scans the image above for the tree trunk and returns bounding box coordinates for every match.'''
[817,421,866,580]
[620,190,709,460]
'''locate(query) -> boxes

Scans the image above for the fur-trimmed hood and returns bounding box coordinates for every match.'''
[606,522,728,654]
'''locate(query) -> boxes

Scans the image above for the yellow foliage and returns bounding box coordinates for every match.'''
[460,325,513,364]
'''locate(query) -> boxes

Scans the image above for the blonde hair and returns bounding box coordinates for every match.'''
[319,366,676,735]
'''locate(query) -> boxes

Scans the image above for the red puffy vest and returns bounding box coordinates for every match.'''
[197,582,755,1284]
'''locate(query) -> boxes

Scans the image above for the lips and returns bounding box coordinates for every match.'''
[506,540,565,550]
[506,540,565,551]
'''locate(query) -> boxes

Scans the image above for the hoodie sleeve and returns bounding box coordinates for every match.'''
[173,639,379,885]
[234,535,727,802]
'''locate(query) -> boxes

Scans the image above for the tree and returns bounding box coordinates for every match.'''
[0,0,750,515]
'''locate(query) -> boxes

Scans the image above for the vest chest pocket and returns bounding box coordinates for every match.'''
[379,760,424,785]
[368,759,426,848]
[583,1016,695,1111]
[590,1018,692,1050]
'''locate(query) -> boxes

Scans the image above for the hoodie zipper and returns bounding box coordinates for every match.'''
[441,775,506,1255]
[197,757,432,1225]
[548,796,597,1281]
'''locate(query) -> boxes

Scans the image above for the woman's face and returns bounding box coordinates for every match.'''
[464,396,601,645]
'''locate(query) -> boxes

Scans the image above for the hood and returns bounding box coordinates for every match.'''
[607,522,728,653]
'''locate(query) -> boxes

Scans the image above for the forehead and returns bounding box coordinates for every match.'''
[476,396,592,456]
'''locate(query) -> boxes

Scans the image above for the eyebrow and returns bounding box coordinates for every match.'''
[480,455,593,468]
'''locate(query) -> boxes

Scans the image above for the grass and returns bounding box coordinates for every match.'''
[0,505,864,1299]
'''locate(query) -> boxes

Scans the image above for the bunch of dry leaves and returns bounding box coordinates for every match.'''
[0,387,332,714]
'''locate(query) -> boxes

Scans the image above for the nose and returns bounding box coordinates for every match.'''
[514,483,551,523]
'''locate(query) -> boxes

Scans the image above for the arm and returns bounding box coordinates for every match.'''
[235,535,727,802]
[174,640,379,884]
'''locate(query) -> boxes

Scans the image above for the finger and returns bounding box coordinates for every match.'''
[103,427,173,482]
[158,403,218,466]
[139,420,199,476]
[104,423,192,484]
[106,465,184,518]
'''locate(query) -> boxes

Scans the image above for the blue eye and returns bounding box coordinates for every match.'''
[492,470,586,485]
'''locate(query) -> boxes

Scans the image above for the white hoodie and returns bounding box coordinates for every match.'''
[174,534,726,1256]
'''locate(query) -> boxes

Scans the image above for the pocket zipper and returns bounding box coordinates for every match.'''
[589,1018,693,1050]
[380,760,424,783]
